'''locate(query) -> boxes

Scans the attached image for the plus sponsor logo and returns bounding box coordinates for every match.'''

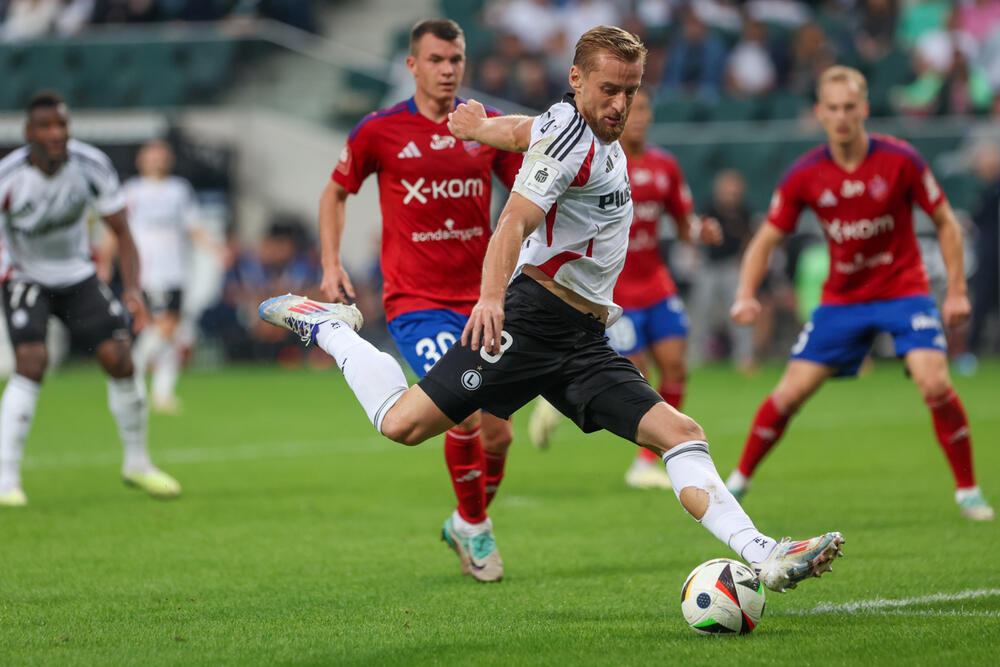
[411,218,485,243]
[822,214,894,243]
[401,177,485,205]
[840,179,865,198]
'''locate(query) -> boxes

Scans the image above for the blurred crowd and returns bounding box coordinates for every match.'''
[0,0,320,40]
[469,0,1000,117]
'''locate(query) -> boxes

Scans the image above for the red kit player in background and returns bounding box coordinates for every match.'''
[319,19,522,580]
[726,66,993,521]
[528,89,721,493]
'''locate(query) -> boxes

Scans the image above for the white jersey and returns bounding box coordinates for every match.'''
[511,94,633,324]
[124,175,199,290]
[0,138,125,288]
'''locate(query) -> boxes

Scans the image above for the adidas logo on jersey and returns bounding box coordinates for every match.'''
[397,141,422,159]
[818,189,838,207]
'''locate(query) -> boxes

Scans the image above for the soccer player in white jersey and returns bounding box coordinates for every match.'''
[0,91,180,506]
[258,27,844,592]
[123,139,213,414]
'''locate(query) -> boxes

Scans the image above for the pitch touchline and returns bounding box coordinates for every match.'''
[778,588,1000,615]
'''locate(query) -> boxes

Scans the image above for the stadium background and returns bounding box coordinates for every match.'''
[0,0,998,372]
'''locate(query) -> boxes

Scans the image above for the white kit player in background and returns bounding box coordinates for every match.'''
[112,139,221,414]
[0,91,180,506]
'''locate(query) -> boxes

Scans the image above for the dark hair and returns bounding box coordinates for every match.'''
[410,18,464,55]
[27,89,66,114]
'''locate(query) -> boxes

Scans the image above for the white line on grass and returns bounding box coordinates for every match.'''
[778,588,1000,616]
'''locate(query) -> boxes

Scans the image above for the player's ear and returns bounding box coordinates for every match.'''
[405,54,417,75]
[569,66,583,93]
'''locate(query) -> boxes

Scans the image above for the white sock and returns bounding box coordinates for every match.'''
[151,341,180,404]
[132,328,163,378]
[0,375,40,491]
[315,321,408,433]
[451,509,491,536]
[662,441,776,564]
[107,376,153,473]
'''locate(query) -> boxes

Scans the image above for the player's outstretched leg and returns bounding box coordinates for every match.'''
[636,402,844,593]
[527,397,561,450]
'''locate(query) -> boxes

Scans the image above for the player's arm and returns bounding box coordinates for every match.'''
[448,100,534,152]
[318,179,355,302]
[730,222,786,325]
[461,193,545,353]
[930,200,971,326]
[102,209,149,332]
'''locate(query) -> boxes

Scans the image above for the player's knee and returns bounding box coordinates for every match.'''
[482,427,513,453]
[14,346,47,383]
[379,412,427,447]
[660,360,686,384]
[916,375,951,402]
[675,414,705,443]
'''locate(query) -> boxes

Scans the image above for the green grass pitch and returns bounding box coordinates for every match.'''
[1,360,998,665]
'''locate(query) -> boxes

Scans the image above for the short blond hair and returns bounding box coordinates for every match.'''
[573,25,647,74]
[817,65,868,100]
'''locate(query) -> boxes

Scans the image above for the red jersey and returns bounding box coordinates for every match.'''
[767,133,945,305]
[332,97,522,321]
[613,146,694,309]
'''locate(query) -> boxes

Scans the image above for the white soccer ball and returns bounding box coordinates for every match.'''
[680,558,766,635]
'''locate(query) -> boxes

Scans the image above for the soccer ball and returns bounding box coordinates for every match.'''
[680,558,766,635]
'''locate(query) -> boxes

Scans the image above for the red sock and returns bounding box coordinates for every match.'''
[484,451,507,507]
[926,389,976,489]
[737,395,792,477]
[444,428,487,523]
[636,380,687,464]
[659,380,685,411]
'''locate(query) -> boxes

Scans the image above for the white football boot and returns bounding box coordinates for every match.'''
[624,458,673,490]
[753,532,845,593]
[0,486,27,507]
[258,294,364,344]
[527,397,561,450]
[956,487,995,521]
[123,467,182,499]
[441,516,504,583]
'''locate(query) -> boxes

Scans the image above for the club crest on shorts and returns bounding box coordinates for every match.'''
[461,369,482,391]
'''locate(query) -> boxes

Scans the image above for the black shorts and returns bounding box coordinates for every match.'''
[2,275,131,351]
[144,288,182,316]
[419,275,664,443]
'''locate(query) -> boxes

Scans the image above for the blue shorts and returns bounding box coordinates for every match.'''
[387,308,468,378]
[606,296,688,357]
[790,295,947,377]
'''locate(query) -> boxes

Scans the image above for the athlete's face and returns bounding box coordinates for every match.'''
[407,34,465,104]
[815,80,869,146]
[137,140,174,178]
[621,89,651,146]
[25,104,70,166]
[570,51,644,144]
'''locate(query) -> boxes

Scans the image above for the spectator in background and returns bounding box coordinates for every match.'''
[202,219,320,363]
[511,55,558,108]
[485,0,561,56]
[473,54,514,101]
[895,0,951,49]
[894,32,992,116]
[851,0,898,65]
[967,142,1000,357]
[0,0,60,40]
[687,169,756,372]
[725,16,777,96]
[786,22,836,97]
[660,7,728,102]
[956,0,1000,43]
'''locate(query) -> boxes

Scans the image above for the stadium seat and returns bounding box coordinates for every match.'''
[710,95,766,122]
[767,90,808,120]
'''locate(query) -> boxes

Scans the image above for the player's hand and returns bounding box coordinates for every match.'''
[122,287,149,333]
[462,295,505,354]
[730,296,761,326]
[321,265,355,303]
[941,293,971,327]
[700,217,724,245]
[448,99,487,141]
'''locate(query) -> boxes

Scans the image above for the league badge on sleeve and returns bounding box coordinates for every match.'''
[524,160,560,196]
